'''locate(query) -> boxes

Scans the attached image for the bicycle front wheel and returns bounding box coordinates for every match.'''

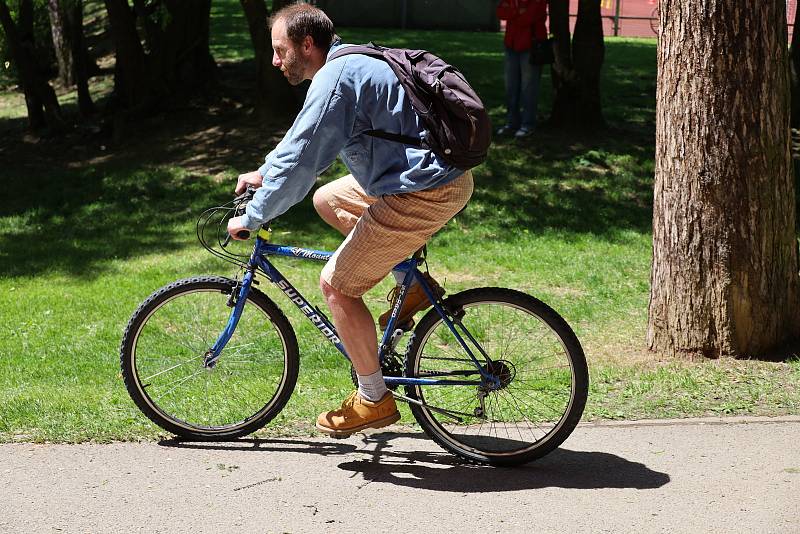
[405,287,588,466]
[120,276,299,439]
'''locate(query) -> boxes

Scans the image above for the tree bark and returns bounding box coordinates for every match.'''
[103,0,217,114]
[240,0,298,118]
[548,0,575,126]
[48,0,94,115]
[48,0,73,86]
[0,0,65,130]
[571,0,605,128]
[547,0,605,130]
[103,0,148,110]
[790,3,800,128]
[65,1,94,116]
[649,0,800,358]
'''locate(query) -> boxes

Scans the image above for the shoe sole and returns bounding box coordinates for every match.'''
[315,411,401,439]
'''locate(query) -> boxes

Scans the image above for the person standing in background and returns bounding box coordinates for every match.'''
[496,0,548,138]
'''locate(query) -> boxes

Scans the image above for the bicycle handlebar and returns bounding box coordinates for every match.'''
[219,187,271,247]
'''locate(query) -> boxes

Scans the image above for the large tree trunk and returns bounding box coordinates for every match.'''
[649,0,800,358]
[240,0,300,118]
[147,0,217,105]
[547,0,605,130]
[65,1,94,116]
[48,0,94,115]
[103,0,217,114]
[0,0,64,131]
[103,0,148,110]
[48,0,73,86]
[790,3,800,128]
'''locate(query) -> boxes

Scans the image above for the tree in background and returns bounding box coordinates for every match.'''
[791,3,800,129]
[240,0,296,118]
[649,0,800,358]
[547,0,605,130]
[46,0,93,115]
[0,0,64,130]
[103,0,217,117]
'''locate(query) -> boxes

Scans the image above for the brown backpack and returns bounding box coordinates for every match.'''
[329,43,491,170]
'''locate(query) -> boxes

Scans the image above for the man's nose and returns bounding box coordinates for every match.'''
[272,52,281,67]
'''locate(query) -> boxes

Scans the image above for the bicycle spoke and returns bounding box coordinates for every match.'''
[151,368,207,403]
[407,290,587,464]
[123,280,297,437]
[140,354,202,382]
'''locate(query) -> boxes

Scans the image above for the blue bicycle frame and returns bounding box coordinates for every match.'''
[206,232,500,389]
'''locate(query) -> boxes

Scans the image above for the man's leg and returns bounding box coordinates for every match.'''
[319,280,379,376]
[312,175,373,236]
[316,274,400,437]
[315,172,473,437]
[503,48,522,131]
[312,176,399,436]
[314,175,417,324]
[520,54,541,132]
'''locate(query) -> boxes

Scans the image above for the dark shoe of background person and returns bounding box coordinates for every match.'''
[514,126,533,138]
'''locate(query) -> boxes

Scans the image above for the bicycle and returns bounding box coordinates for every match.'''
[120,188,589,466]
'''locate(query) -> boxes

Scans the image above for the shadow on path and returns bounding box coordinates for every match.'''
[159,431,670,493]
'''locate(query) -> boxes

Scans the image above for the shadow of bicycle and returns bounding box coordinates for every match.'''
[159,430,670,493]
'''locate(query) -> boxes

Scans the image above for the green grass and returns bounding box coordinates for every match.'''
[1,4,799,443]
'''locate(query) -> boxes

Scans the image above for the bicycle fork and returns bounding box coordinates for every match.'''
[203,267,256,368]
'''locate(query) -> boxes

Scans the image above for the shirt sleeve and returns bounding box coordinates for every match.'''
[257,147,278,178]
[241,63,355,230]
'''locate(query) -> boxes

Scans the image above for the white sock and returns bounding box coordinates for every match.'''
[357,369,388,402]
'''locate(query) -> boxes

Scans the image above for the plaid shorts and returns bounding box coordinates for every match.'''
[319,171,473,297]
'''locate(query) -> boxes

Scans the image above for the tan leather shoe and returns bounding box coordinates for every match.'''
[378,273,445,330]
[316,391,401,438]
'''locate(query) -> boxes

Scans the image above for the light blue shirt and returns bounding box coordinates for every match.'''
[240,42,464,230]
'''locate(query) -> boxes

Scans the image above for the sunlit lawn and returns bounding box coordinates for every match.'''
[1,2,798,442]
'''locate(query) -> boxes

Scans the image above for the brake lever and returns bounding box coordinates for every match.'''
[221,187,261,248]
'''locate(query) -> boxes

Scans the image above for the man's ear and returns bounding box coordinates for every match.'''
[302,35,315,56]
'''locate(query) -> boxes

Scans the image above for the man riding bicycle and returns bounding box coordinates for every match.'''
[226,4,473,437]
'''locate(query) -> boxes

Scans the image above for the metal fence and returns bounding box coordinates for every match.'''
[589,0,797,39]
[313,0,499,30]
[313,0,798,38]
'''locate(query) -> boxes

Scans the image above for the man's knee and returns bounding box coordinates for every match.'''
[320,276,361,307]
[320,276,341,304]
[312,187,332,218]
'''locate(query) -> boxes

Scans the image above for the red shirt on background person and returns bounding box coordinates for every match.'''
[497,0,548,52]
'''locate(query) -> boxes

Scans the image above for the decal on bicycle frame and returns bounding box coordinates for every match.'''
[289,247,331,262]
[276,279,342,344]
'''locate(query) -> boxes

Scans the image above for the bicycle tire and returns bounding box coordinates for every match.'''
[404,287,588,466]
[120,276,299,440]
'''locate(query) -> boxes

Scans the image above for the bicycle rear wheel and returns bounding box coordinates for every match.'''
[405,287,588,466]
[120,276,299,439]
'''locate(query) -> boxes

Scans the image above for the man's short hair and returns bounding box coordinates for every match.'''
[270,3,336,50]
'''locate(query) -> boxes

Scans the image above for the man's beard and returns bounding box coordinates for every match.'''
[282,55,307,86]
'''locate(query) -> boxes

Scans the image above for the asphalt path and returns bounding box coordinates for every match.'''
[2,416,799,533]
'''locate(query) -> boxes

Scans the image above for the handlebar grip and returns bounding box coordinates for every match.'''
[236,230,251,240]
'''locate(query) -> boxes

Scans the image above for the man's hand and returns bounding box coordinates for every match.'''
[235,170,263,195]
[227,216,251,241]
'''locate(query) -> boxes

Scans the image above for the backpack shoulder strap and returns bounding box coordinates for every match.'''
[326,43,423,148]
[327,43,386,63]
